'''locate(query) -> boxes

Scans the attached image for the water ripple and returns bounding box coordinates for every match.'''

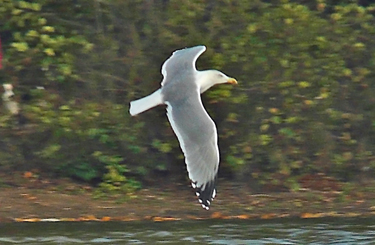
[0,218,374,244]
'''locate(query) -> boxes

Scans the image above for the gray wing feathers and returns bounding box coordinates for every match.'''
[161,46,206,86]
[165,91,219,189]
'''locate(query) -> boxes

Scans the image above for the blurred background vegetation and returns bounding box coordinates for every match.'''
[1,0,375,194]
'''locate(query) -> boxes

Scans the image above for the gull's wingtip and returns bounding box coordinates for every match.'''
[192,179,217,210]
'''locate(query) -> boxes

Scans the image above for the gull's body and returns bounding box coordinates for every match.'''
[129,46,237,209]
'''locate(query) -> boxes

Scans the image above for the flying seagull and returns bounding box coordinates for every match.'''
[129,45,237,210]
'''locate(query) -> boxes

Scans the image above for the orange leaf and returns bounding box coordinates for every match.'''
[260,213,276,219]
[211,212,223,219]
[236,214,250,219]
[101,216,111,221]
[300,212,324,218]
[79,215,98,221]
[24,172,33,178]
[152,216,164,222]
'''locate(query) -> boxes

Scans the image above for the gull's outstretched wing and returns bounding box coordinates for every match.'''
[161,46,206,87]
[165,88,218,210]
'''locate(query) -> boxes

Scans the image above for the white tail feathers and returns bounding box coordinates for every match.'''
[129,89,163,116]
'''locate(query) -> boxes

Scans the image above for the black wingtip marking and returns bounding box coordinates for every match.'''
[192,177,217,210]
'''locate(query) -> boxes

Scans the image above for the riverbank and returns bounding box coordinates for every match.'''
[1,172,375,223]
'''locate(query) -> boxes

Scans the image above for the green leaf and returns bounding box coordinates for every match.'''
[278,128,295,138]
[271,116,282,124]
[298,81,310,88]
[31,3,42,11]
[11,42,29,52]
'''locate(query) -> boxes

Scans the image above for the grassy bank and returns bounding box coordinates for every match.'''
[1,172,375,223]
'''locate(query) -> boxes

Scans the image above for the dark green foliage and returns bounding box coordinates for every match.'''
[1,0,375,191]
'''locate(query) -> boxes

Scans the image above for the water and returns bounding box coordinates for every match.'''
[0,218,374,244]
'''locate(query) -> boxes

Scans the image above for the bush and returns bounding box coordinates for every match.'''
[1,0,375,191]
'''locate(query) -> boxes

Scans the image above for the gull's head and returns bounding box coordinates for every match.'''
[197,70,237,93]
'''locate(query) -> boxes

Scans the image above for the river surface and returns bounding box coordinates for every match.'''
[0,218,374,244]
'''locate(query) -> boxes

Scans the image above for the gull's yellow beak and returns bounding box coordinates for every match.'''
[227,77,238,85]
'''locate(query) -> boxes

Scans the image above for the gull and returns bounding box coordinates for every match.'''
[129,45,237,209]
